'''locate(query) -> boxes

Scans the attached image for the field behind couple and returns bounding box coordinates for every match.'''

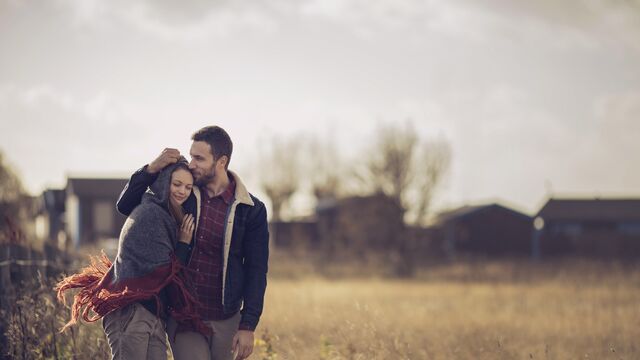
[4,249,640,360]
[255,251,639,360]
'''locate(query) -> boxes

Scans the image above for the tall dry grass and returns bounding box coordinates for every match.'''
[5,248,639,359]
[252,252,640,359]
[3,275,110,360]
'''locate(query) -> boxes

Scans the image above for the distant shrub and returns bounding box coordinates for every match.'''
[2,274,110,360]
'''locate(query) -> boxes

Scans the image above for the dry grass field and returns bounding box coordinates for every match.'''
[252,253,640,360]
[6,249,639,359]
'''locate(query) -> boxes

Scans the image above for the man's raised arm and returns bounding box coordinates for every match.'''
[116,148,181,216]
[116,165,157,216]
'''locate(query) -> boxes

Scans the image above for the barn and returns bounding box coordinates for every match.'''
[534,198,640,258]
[435,203,533,257]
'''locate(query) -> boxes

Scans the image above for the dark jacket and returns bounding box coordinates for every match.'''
[117,166,269,331]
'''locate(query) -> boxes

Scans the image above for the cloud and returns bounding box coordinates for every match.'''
[18,84,76,112]
[465,0,640,50]
[593,91,640,156]
[48,0,640,49]
[300,0,444,34]
[544,91,640,194]
[121,1,278,41]
[401,83,590,211]
[0,84,144,193]
[303,0,640,50]
[5,84,125,126]
[55,0,279,42]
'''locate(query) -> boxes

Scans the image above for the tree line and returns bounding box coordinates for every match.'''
[257,121,452,226]
[256,122,452,276]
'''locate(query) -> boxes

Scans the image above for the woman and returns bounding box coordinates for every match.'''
[57,158,209,359]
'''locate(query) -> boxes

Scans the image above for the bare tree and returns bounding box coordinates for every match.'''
[358,122,450,224]
[258,137,302,222]
[356,122,452,276]
[408,138,452,226]
[305,135,343,201]
[359,122,418,206]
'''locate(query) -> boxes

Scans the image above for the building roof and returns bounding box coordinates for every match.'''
[537,198,640,222]
[338,193,401,208]
[436,203,531,224]
[66,178,129,198]
[316,193,402,212]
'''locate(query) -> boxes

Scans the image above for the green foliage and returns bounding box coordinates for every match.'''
[255,328,278,360]
[320,335,337,360]
[0,150,25,205]
[0,149,32,245]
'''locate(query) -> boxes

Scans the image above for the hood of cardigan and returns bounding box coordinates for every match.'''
[144,157,190,208]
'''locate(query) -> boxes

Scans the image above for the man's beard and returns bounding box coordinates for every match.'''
[194,166,215,187]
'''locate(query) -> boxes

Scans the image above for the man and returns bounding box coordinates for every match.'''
[116,126,269,360]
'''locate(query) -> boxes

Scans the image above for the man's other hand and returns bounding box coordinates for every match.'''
[232,330,254,360]
[147,148,180,174]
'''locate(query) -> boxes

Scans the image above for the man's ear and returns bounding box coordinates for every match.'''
[217,155,229,168]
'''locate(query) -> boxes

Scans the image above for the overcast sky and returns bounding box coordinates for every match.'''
[1,0,639,215]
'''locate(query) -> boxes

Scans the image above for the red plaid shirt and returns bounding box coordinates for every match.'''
[187,177,236,321]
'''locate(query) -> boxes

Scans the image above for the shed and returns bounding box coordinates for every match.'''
[65,178,128,247]
[435,203,533,257]
[535,198,640,258]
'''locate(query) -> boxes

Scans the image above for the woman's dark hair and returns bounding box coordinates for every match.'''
[172,161,191,175]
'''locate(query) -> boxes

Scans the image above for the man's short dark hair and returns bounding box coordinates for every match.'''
[192,126,233,169]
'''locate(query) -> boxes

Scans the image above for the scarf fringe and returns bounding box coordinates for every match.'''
[55,252,113,332]
[56,251,209,336]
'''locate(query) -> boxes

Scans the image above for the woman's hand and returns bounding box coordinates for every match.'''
[179,214,195,244]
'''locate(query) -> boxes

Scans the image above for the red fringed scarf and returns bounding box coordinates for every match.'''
[56,252,211,337]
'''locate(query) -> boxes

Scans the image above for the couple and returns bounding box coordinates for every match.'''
[57,126,269,360]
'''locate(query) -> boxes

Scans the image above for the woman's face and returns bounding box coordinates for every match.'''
[169,168,194,207]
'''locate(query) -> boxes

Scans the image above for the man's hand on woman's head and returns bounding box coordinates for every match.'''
[147,148,181,174]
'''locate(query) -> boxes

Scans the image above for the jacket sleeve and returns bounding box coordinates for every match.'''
[239,202,269,331]
[175,242,191,265]
[116,165,158,216]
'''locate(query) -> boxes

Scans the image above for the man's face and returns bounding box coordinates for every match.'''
[189,141,217,186]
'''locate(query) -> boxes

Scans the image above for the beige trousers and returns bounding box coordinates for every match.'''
[102,302,168,360]
[169,312,241,360]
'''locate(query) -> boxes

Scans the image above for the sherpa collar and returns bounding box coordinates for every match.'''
[228,170,254,206]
